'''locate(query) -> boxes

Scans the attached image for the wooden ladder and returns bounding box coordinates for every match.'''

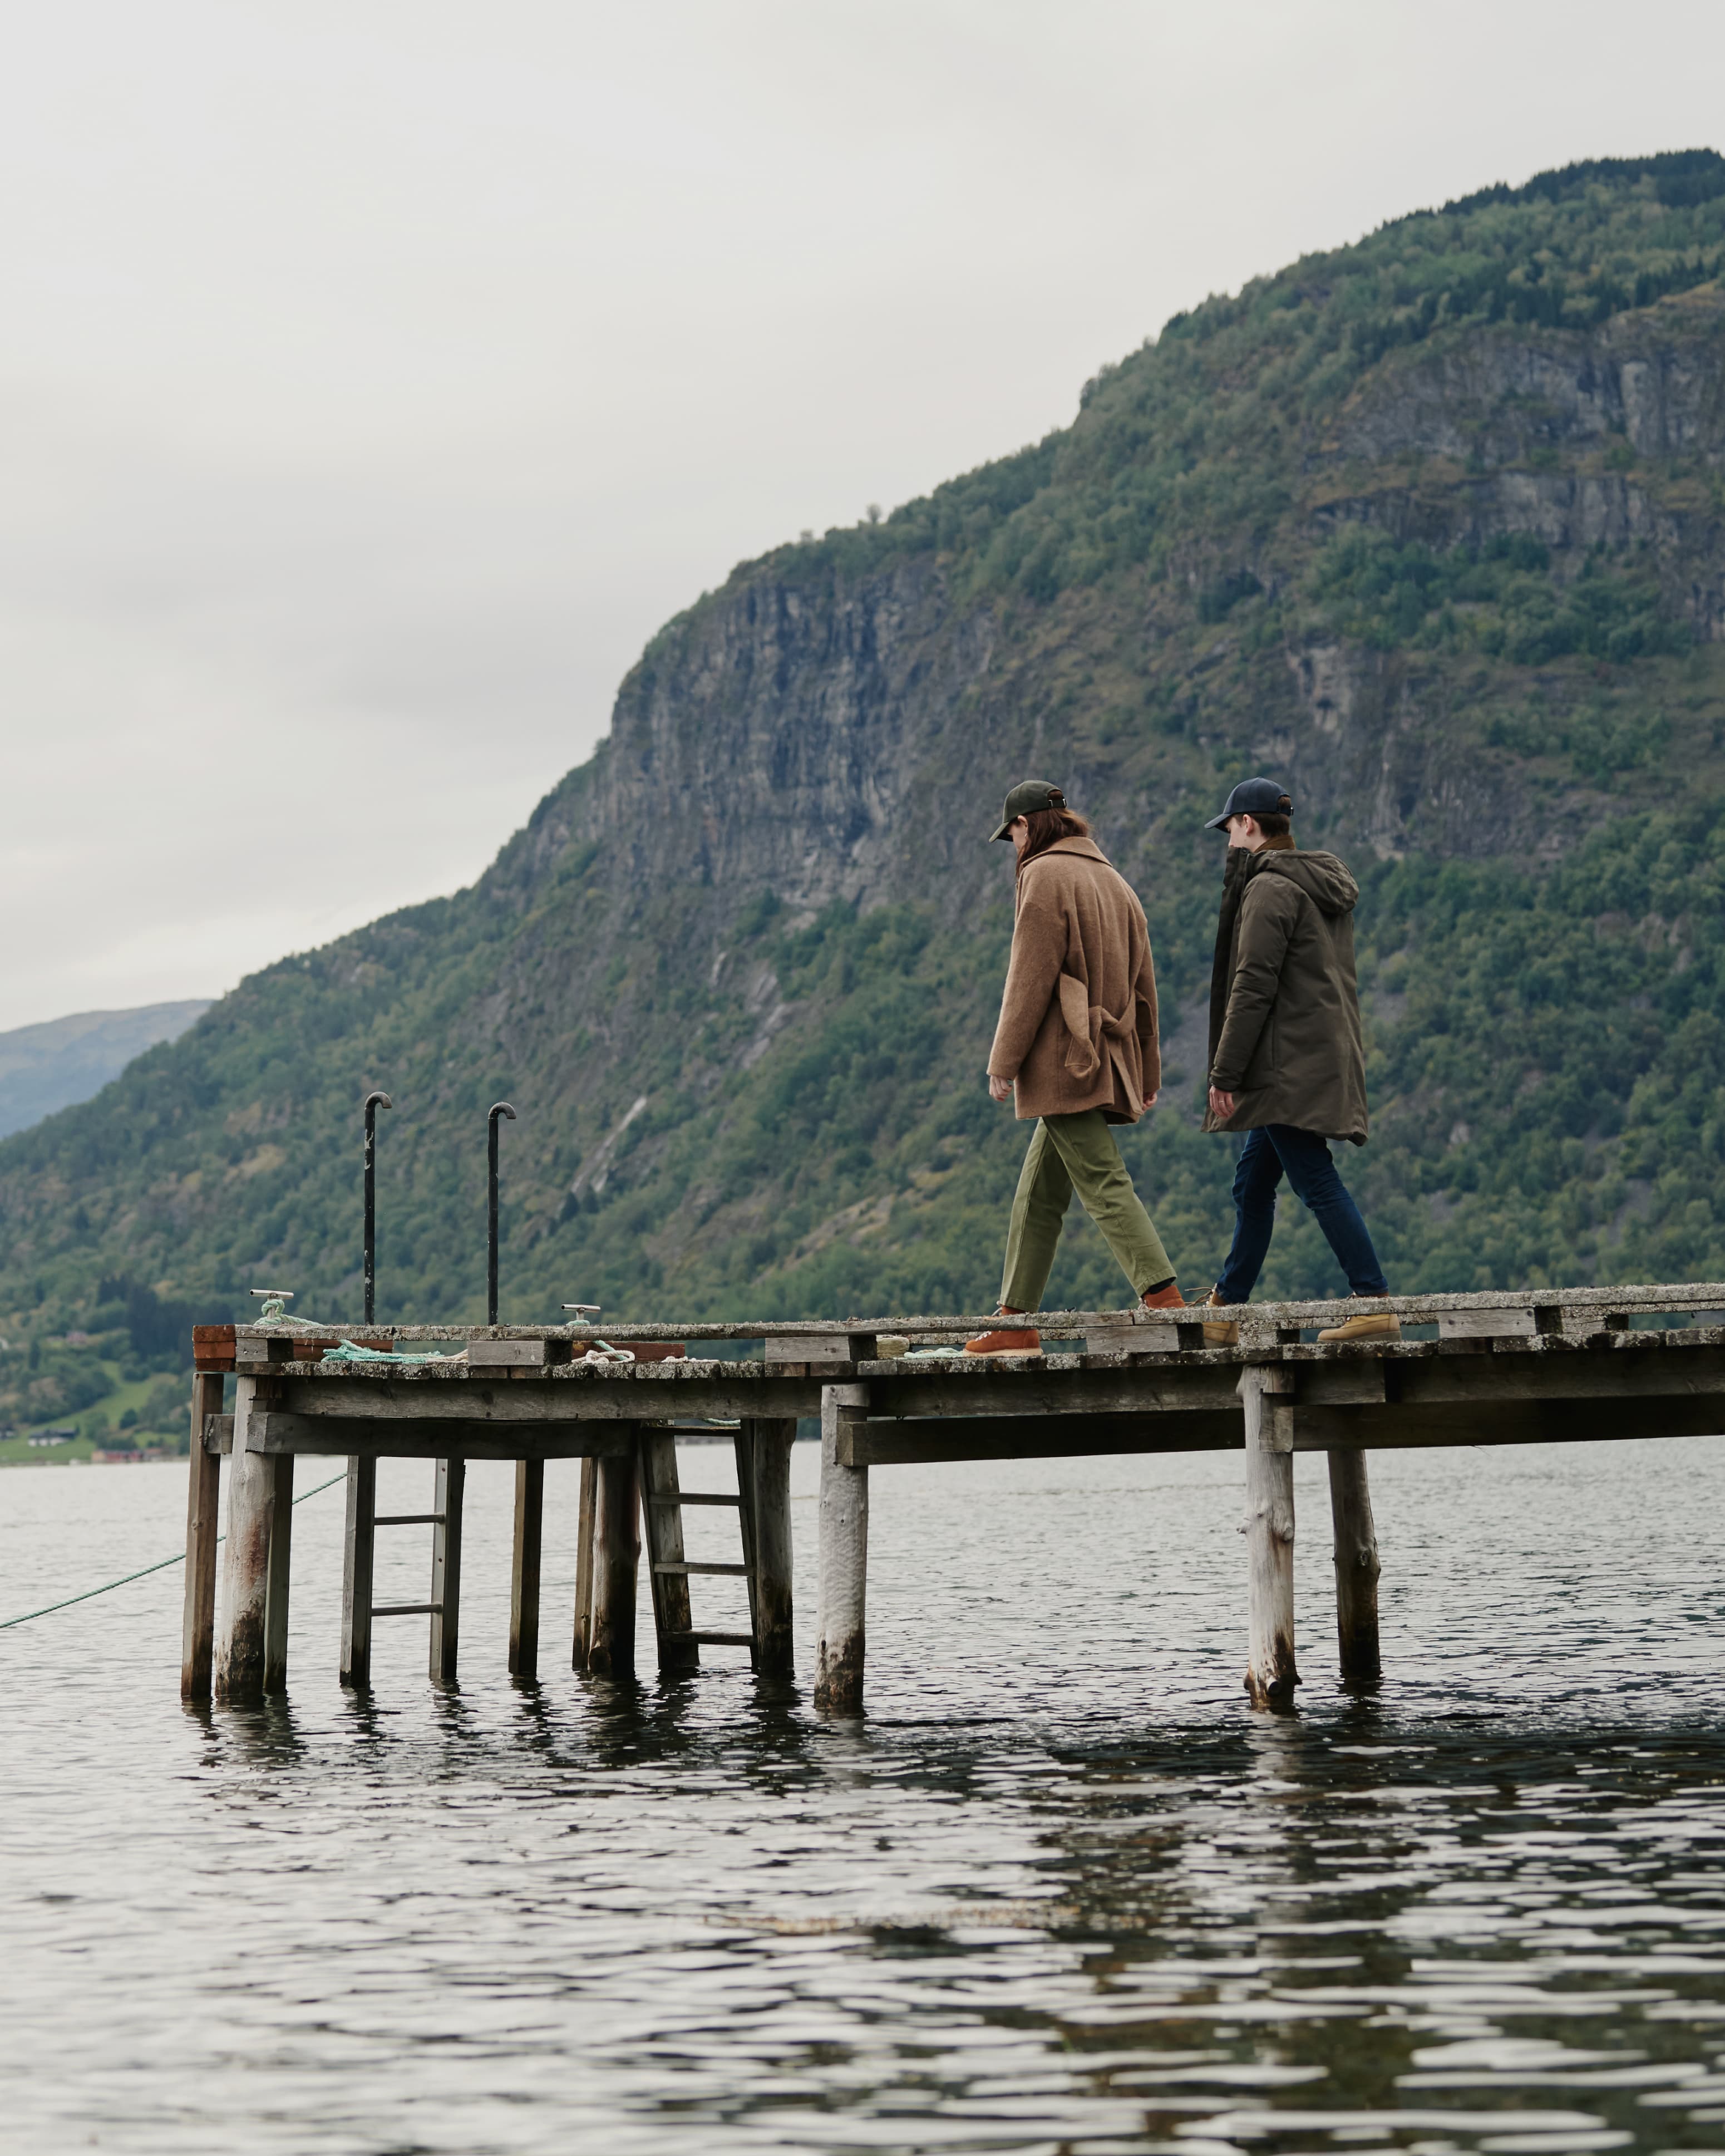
[341,1455,466,1686]
[574,1417,796,1678]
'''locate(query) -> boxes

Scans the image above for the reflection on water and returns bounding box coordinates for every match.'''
[1,1437,1722,2152]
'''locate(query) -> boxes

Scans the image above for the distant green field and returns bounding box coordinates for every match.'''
[0,1363,191,1466]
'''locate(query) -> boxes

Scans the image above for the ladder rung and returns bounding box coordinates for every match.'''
[374,1513,445,1526]
[372,1602,442,1617]
[649,1492,741,1507]
[652,1561,752,1576]
[670,1630,756,1647]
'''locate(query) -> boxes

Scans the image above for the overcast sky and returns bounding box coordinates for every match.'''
[2,0,1721,1031]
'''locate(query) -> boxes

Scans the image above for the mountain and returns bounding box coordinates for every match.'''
[2,151,1724,1375]
[0,1002,211,1140]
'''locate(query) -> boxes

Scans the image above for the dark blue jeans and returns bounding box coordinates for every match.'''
[1218,1125,1388,1303]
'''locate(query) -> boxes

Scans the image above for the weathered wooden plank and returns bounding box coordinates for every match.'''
[245,1411,638,1459]
[815,1386,868,1714]
[640,1428,697,1676]
[839,1410,1243,1466]
[870,1366,1243,1420]
[588,1441,641,1679]
[470,1338,546,1367]
[1241,1367,1297,1711]
[509,1459,544,1681]
[274,1373,824,1422]
[1297,1397,1725,1450]
[340,1455,376,1687]
[220,1282,1725,1344]
[1327,1448,1381,1682]
[428,1458,464,1684]
[765,1333,876,1366]
[1437,1307,1537,1340]
[181,1371,225,1704]
[1085,1325,1180,1357]
[748,1417,796,1678]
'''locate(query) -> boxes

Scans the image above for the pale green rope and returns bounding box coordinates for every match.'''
[0,1468,348,1631]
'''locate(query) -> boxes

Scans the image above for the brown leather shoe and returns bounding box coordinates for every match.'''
[1317,1308,1401,1344]
[964,1311,1041,1356]
[1201,1287,1239,1348]
[1141,1281,1186,1311]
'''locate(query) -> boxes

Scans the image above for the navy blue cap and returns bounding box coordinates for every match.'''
[1204,776,1292,832]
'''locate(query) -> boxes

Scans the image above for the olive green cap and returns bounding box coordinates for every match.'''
[989,779,1068,842]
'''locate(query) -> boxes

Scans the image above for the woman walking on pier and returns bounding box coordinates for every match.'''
[967,780,1183,1356]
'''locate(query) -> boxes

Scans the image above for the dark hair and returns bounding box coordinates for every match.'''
[1252,811,1292,839]
[1017,805,1092,874]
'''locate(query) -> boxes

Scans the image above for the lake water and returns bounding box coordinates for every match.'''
[2,1436,1723,2154]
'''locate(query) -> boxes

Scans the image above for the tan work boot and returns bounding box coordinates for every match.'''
[1201,1286,1239,1348]
[1141,1281,1185,1312]
[1317,1306,1401,1344]
[964,1309,1042,1356]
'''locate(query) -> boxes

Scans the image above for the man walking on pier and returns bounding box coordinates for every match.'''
[1200,777,1397,1346]
[967,780,1184,1356]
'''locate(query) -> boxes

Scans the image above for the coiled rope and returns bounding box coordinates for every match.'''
[0,1468,348,1631]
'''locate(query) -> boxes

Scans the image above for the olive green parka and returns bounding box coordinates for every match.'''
[1204,840,1369,1144]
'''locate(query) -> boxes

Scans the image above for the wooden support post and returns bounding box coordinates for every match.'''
[180,1370,225,1703]
[815,1384,868,1714]
[1327,1448,1382,1683]
[428,1457,465,1685]
[509,1459,544,1681]
[215,1376,277,1704]
[340,1456,376,1687]
[640,1426,698,1675]
[748,1416,796,1678]
[1239,1366,1298,1711]
[572,1456,597,1671]
[733,1420,759,1670]
[262,1453,294,1694]
[587,1434,640,1678]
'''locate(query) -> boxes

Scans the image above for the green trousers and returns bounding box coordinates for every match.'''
[1000,1110,1175,1311]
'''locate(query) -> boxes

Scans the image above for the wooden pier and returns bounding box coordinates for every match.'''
[181,1283,1725,1714]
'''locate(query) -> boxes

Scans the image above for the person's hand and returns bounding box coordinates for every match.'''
[1208,1084,1236,1119]
[988,1073,1012,1104]
[1142,1089,1159,1110]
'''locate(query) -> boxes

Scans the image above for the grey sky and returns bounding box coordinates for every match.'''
[3,0,1720,1030]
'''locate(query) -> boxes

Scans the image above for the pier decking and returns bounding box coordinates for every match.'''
[183,1283,1725,1714]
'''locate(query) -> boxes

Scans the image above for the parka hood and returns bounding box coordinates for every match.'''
[1249,847,1358,918]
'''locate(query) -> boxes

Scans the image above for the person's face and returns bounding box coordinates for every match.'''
[1009,816,1031,855]
[1226,813,1258,850]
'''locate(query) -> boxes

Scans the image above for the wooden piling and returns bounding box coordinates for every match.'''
[1239,1366,1298,1710]
[748,1416,796,1678]
[215,1376,277,1705]
[640,1426,698,1675]
[1327,1447,1382,1682]
[509,1459,544,1681]
[262,1454,295,1694]
[428,1457,465,1684]
[587,1438,641,1678]
[815,1385,868,1714]
[572,1455,597,1671]
[180,1370,225,1703]
[339,1455,376,1687]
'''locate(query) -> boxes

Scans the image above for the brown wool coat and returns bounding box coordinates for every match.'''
[987,837,1160,1123]
[1204,842,1370,1144]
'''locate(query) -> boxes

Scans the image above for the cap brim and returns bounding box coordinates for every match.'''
[988,821,1013,842]
[1202,809,1233,831]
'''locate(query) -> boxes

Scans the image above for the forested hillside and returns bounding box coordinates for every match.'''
[3,150,1724,1408]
